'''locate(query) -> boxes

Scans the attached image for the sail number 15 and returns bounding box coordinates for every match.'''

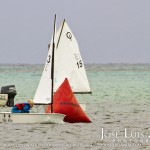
[74,54,83,69]
[77,60,83,68]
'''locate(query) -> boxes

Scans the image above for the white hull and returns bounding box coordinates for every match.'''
[0,112,65,124]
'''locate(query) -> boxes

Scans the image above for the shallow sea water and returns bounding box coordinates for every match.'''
[0,64,150,150]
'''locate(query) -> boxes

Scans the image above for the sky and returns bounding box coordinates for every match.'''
[0,0,150,64]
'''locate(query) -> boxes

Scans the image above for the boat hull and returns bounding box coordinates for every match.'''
[0,112,65,124]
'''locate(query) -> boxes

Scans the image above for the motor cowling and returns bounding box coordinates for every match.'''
[0,85,17,107]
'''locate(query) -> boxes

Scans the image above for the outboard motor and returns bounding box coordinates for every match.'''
[0,85,17,107]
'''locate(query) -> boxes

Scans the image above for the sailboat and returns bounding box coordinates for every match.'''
[45,17,91,123]
[0,15,65,124]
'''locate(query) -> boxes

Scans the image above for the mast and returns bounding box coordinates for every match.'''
[51,14,56,113]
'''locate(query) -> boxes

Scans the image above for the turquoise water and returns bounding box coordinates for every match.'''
[87,64,150,102]
[0,64,150,150]
[1,64,150,102]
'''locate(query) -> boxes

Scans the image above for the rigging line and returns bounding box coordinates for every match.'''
[56,19,65,49]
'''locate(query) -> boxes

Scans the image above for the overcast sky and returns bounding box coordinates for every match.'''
[0,0,150,64]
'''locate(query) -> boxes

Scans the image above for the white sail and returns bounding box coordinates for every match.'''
[54,20,91,93]
[33,44,53,104]
[33,15,57,104]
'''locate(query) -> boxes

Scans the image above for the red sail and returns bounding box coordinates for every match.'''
[45,78,91,123]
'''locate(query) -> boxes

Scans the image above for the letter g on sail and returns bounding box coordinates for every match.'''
[47,55,51,63]
[66,32,72,40]
[45,55,51,71]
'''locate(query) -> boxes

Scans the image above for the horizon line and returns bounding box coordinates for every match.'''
[0,63,150,65]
